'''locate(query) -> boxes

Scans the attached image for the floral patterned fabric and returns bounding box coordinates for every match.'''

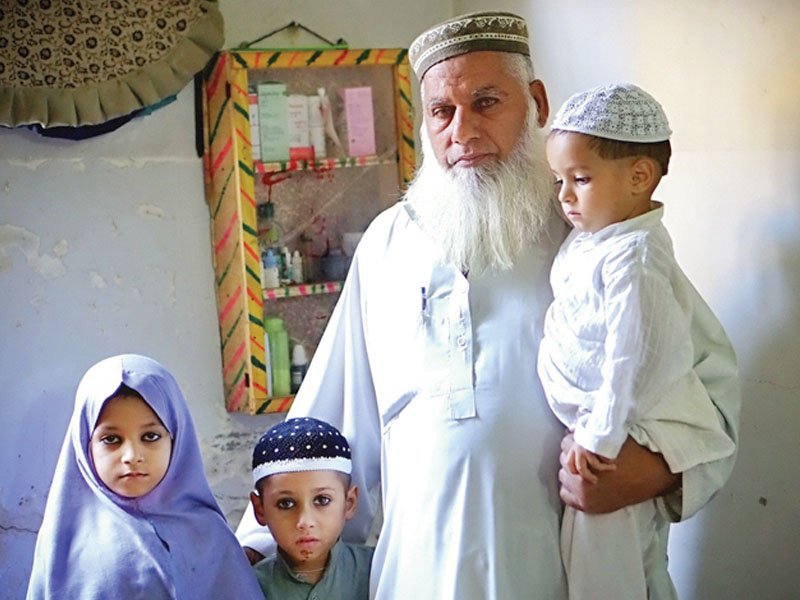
[0,0,224,128]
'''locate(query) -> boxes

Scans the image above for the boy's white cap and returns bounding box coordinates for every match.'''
[551,83,672,143]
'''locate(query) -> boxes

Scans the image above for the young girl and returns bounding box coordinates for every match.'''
[26,354,264,599]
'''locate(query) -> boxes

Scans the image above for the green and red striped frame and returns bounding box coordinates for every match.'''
[202,48,415,413]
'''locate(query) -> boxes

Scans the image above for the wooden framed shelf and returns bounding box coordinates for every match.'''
[202,47,414,414]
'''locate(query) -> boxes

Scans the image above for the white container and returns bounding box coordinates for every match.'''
[262,249,280,289]
[291,250,304,284]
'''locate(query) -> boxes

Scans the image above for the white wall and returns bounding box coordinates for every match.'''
[0,2,448,597]
[456,0,800,597]
[4,1,798,597]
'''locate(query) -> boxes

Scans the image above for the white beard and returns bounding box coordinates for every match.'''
[406,101,555,275]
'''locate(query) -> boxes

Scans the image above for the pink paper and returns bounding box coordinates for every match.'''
[343,87,376,156]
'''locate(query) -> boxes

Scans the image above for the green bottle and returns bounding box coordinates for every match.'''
[264,316,291,397]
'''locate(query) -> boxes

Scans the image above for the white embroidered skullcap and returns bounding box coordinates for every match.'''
[409,11,530,79]
[551,83,672,143]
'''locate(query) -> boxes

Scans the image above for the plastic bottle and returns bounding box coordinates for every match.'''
[257,202,281,249]
[321,246,349,281]
[290,343,308,393]
[291,250,304,284]
[262,249,280,289]
[279,246,292,284]
[264,317,291,397]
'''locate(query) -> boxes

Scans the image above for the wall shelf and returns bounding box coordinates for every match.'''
[255,154,398,174]
[201,47,414,414]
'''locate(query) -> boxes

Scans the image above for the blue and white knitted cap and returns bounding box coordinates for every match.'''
[551,83,672,143]
[252,417,352,486]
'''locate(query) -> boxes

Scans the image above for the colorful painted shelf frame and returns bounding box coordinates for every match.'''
[202,48,414,414]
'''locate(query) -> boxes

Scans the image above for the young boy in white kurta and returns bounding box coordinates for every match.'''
[537,83,736,600]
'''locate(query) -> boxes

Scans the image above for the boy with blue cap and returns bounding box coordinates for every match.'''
[538,83,737,599]
[249,417,373,599]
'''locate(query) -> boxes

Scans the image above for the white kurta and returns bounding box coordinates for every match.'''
[537,205,736,600]
[237,202,740,600]
[538,205,735,470]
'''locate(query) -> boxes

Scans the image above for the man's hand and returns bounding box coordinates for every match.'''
[243,546,265,566]
[559,432,681,513]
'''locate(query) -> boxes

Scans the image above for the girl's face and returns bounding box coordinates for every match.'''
[90,393,172,498]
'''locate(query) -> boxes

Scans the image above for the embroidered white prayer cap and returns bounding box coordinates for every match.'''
[551,83,672,143]
[409,11,530,79]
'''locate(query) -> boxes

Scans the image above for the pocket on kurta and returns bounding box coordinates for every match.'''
[420,296,452,397]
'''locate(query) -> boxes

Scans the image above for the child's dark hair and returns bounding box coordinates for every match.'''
[553,129,672,175]
[110,383,144,400]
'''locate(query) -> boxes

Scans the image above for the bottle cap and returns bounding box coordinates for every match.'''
[291,343,308,365]
[263,316,285,333]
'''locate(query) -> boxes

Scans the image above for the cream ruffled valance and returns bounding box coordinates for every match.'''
[0,0,224,128]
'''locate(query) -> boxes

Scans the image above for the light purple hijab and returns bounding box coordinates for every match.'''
[26,354,264,600]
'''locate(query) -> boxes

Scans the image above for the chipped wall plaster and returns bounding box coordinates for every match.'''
[0,224,66,279]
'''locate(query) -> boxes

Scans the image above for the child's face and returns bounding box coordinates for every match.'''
[546,132,649,233]
[89,393,172,498]
[250,470,358,573]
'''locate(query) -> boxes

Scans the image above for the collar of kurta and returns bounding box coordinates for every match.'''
[278,540,342,585]
[0,0,224,128]
[573,201,665,247]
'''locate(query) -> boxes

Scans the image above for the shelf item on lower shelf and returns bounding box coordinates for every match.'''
[264,280,343,300]
[264,316,291,398]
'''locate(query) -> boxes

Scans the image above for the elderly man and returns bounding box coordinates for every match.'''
[237,11,739,599]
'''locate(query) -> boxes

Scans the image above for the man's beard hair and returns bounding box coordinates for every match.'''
[406,99,555,275]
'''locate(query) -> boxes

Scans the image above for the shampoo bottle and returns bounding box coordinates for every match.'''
[264,317,291,397]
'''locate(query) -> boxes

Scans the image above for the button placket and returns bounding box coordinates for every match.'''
[447,283,475,419]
